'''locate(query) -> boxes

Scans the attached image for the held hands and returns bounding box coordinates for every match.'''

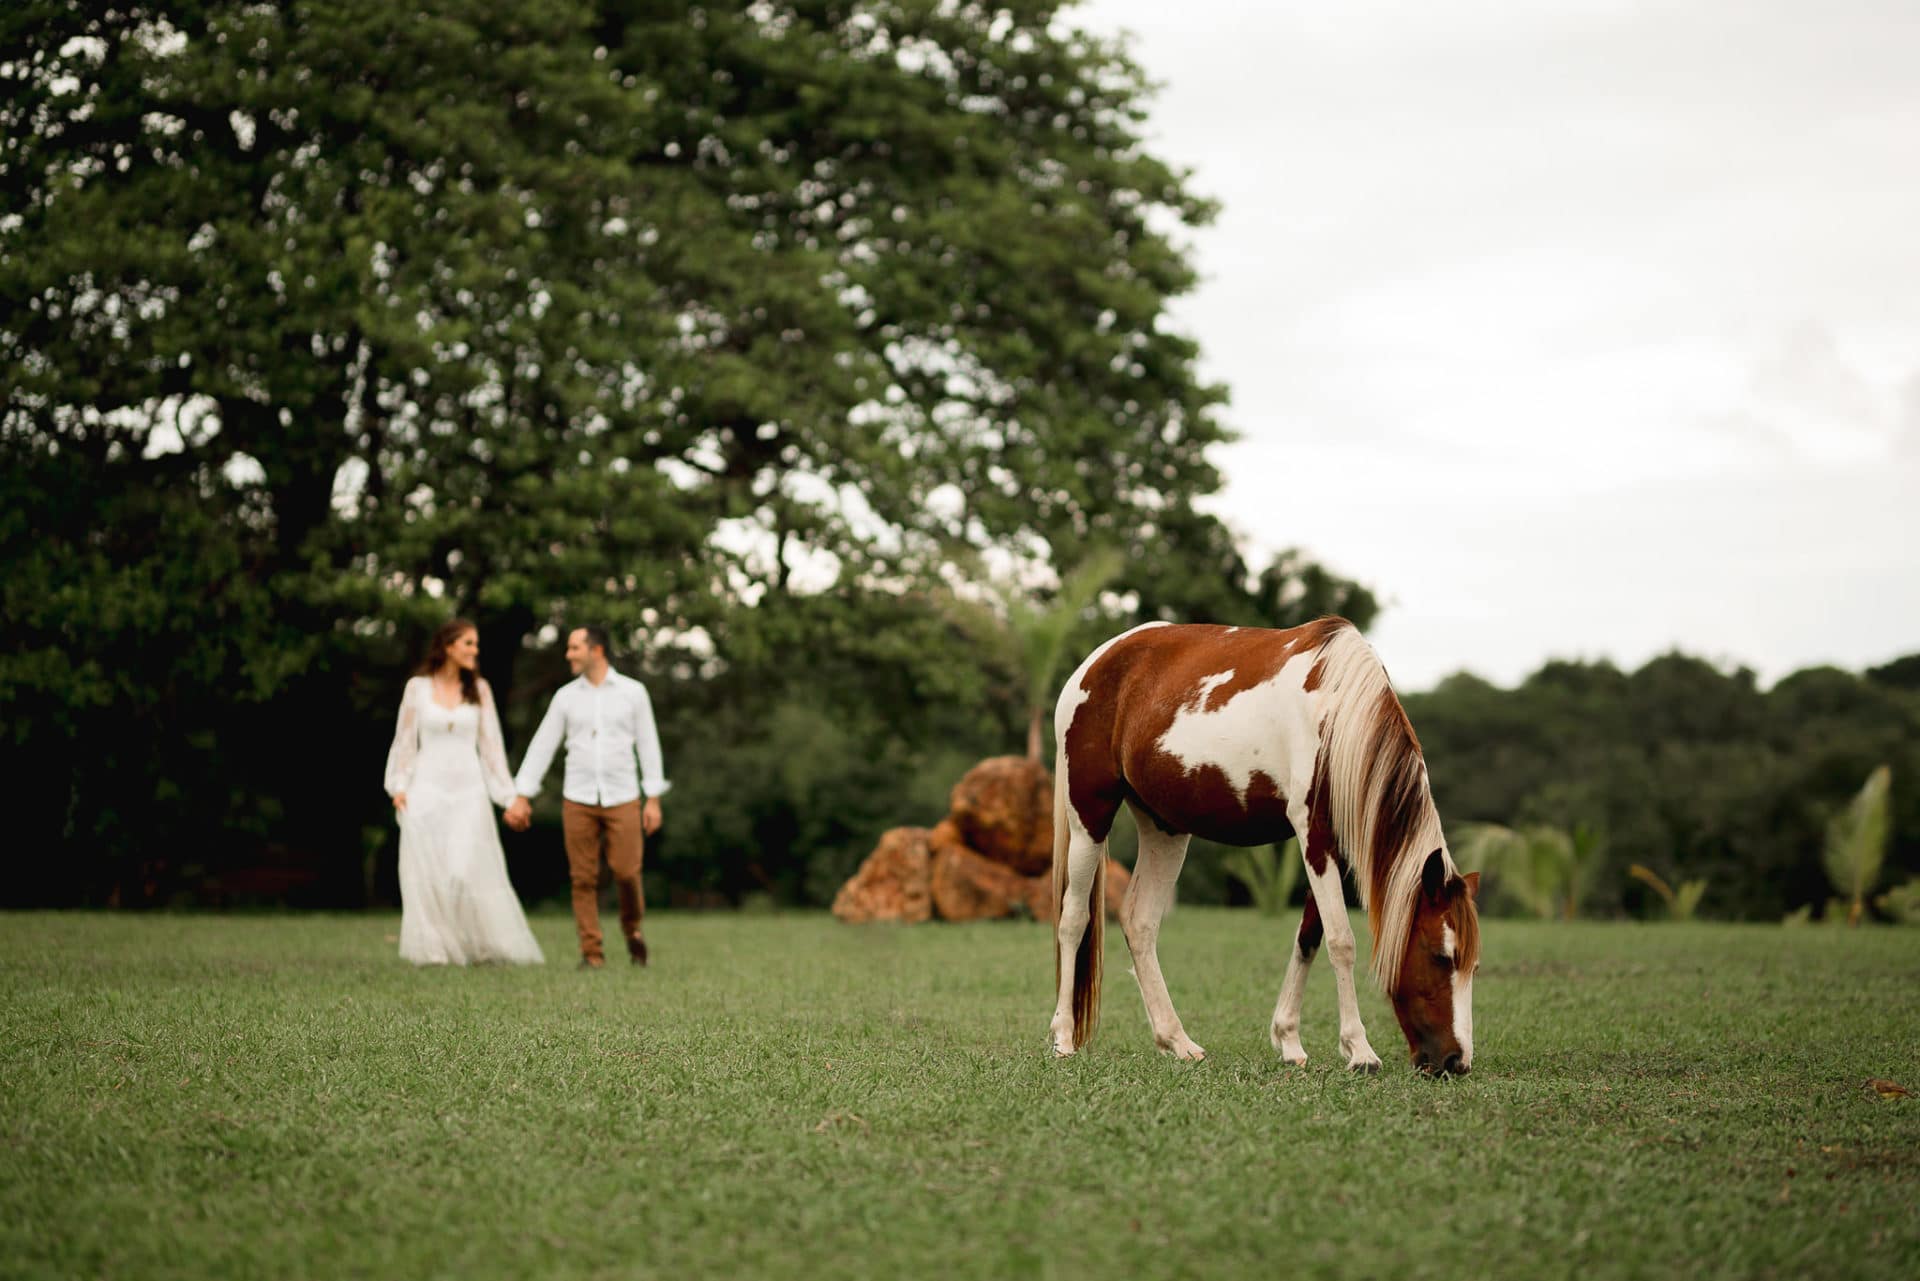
[392,791,407,813]
[496,796,651,832]
[503,796,532,831]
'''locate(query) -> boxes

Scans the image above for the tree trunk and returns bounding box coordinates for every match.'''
[1026,706,1044,762]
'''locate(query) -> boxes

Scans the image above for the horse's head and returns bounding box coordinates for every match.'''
[1390,850,1480,1076]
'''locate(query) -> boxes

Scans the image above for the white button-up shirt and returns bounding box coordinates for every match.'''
[513,668,671,807]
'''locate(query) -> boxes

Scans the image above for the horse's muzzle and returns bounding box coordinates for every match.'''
[1414,1049,1470,1078]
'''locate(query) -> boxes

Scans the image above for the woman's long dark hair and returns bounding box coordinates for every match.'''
[416,618,481,704]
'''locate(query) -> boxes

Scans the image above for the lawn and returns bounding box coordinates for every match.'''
[1,909,1916,1280]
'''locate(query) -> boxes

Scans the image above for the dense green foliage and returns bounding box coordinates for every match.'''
[2,0,1377,908]
[3,912,1918,1279]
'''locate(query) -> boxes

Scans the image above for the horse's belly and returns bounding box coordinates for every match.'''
[1125,766,1299,848]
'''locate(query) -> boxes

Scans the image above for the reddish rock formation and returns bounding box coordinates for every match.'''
[835,758,1132,924]
[830,826,933,924]
[930,838,1035,923]
[947,756,1054,876]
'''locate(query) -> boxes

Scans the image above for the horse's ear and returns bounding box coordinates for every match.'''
[1421,849,1448,904]
[1461,871,1481,902]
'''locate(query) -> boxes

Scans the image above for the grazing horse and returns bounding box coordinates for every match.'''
[1049,618,1480,1074]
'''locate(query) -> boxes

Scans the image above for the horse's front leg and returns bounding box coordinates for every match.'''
[1291,805,1382,1072]
[1312,869,1383,1072]
[1122,809,1204,1061]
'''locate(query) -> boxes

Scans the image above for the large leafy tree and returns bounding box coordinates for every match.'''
[4,0,1325,904]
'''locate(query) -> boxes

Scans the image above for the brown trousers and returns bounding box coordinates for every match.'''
[561,799,645,961]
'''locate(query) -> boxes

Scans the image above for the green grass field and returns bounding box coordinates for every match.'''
[2,910,1916,1280]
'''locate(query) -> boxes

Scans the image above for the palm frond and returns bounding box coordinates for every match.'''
[1671,879,1708,921]
[1455,823,1559,918]
[1822,765,1891,927]
[1564,824,1607,919]
[1019,546,1126,714]
[1629,863,1707,921]
[1224,837,1301,916]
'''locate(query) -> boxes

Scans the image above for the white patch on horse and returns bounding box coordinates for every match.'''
[1193,669,1236,704]
[1442,924,1456,960]
[1454,972,1474,1066]
[1153,653,1321,803]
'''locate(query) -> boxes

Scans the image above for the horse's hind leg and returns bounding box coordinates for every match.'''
[1048,821,1106,1057]
[1269,892,1321,1066]
[1122,805,1204,1061]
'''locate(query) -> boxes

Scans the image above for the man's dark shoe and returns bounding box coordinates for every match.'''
[577,956,605,972]
[627,934,649,967]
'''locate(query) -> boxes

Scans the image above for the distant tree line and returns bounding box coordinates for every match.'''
[1402,653,1920,921]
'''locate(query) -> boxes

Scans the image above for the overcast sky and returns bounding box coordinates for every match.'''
[1070,0,1920,690]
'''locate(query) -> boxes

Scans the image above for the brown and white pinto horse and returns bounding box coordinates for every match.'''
[1049,618,1481,1074]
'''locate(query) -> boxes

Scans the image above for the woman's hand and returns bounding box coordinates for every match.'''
[392,791,408,813]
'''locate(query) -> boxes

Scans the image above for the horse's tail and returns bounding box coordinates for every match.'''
[1052,747,1103,1049]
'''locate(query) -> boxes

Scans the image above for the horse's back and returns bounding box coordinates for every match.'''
[1058,618,1354,844]
[1071,619,1352,720]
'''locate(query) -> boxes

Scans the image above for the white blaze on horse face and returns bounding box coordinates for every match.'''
[1152,652,1323,802]
[1455,972,1474,1066]
[1442,923,1472,1064]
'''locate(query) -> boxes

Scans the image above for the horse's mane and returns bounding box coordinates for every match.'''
[1309,622,1450,993]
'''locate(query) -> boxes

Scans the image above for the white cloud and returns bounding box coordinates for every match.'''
[1740,322,1907,464]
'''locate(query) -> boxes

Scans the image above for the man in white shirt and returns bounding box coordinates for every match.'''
[506,626,669,970]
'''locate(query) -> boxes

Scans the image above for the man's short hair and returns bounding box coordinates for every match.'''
[575,625,612,656]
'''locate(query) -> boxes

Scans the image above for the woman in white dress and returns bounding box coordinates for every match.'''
[383,619,545,966]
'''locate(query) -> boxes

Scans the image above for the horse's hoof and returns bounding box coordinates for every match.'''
[1156,1033,1206,1062]
[1348,1058,1381,1075]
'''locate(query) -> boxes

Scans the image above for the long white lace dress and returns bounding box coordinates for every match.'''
[383,677,545,966]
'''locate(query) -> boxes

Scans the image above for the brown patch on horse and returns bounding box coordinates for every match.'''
[1123,757,1294,848]
[1303,751,1335,874]
[1294,892,1324,959]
